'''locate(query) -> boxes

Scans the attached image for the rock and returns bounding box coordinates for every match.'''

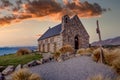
[2,65,14,75]
[27,60,39,67]
[57,57,63,62]
[36,60,42,65]
[49,54,54,61]
[40,59,43,63]
[0,66,5,72]
[42,58,50,64]
[23,64,28,68]
[61,54,69,61]
[75,54,81,57]
[15,64,22,71]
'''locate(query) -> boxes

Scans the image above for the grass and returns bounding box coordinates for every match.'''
[0,53,42,67]
[88,74,120,80]
[12,68,41,80]
[53,51,61,60]
[88,75,107,80]
[59,45,74,54]
[92,48,109,62]
[92,48,120,75]
[77,48,93,56]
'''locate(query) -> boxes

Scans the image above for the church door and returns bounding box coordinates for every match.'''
[74,36,79,49]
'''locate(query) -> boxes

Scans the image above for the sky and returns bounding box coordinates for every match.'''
[0,0,120,47]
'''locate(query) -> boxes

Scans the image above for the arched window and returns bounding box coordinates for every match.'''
[65,18,68,23]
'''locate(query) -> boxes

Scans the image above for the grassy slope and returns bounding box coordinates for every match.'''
[0,53,42,67]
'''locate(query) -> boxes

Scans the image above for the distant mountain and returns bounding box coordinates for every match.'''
[91,36,120,46]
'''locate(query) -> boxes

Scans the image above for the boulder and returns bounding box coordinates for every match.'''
[42,58,50,64]
[36,60,42,65]
[15,64,22,71]
[75,54,81,57]
[0,66,5,72]
[57,57,63,62]
[60,54,69,61]
[2,65,14,75]
[23,64,28,68]
[27,60,39,67]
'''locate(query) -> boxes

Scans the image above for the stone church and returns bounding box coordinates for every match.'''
[38,15,90,52]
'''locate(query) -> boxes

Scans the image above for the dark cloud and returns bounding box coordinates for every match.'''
[0,0,109,26]
[0,0,12,8]
[26,0,62,17]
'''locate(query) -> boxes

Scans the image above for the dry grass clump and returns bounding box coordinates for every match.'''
[16,48,31,56]
[77,48,93,56]
[92,48,109,62]
[12,69,41,80]
[88,74,120,80]
[112,59,120,74]
[86,48,94,53]
[92,48,120,75]
[88,75,108,80]
[109,48,120,74]
[105,52,120,66]
[53,51,61,60]
[77,48,86,54]
[59,45,74,54]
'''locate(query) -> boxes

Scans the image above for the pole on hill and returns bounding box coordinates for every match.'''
[96,20,106,64]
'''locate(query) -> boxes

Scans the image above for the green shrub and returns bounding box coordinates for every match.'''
[12,69,41,80]
[16,48,31,56]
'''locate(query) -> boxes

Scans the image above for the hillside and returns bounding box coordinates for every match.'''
[91,36,120,46]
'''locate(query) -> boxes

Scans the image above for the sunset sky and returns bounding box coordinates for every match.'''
[0,0,120,47]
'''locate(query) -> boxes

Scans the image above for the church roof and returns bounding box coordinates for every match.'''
[38,24,62,41]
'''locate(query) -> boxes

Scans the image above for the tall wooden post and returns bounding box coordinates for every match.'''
[96,20,105,63]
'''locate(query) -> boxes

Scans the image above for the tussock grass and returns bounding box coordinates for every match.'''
[59,45,74,54]
[88,75,107,80]
[88,74,120,80]
[86,48,94,53]
[109,49,120,74]
[53,51,61,60]
[12,69,41,80]
[16,48,31,56]
[112,59,120,74]
[77,48,86,54]
[92,48,120,75]
[92,48,109,62]
[77,48,93,56]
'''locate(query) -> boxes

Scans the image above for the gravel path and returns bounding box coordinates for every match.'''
[29,56,117,80]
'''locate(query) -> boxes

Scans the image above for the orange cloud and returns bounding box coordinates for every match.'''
[0,0,109,26]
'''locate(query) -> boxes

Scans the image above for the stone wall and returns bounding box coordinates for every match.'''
[38,34,63,52]
[62,15,89,49]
